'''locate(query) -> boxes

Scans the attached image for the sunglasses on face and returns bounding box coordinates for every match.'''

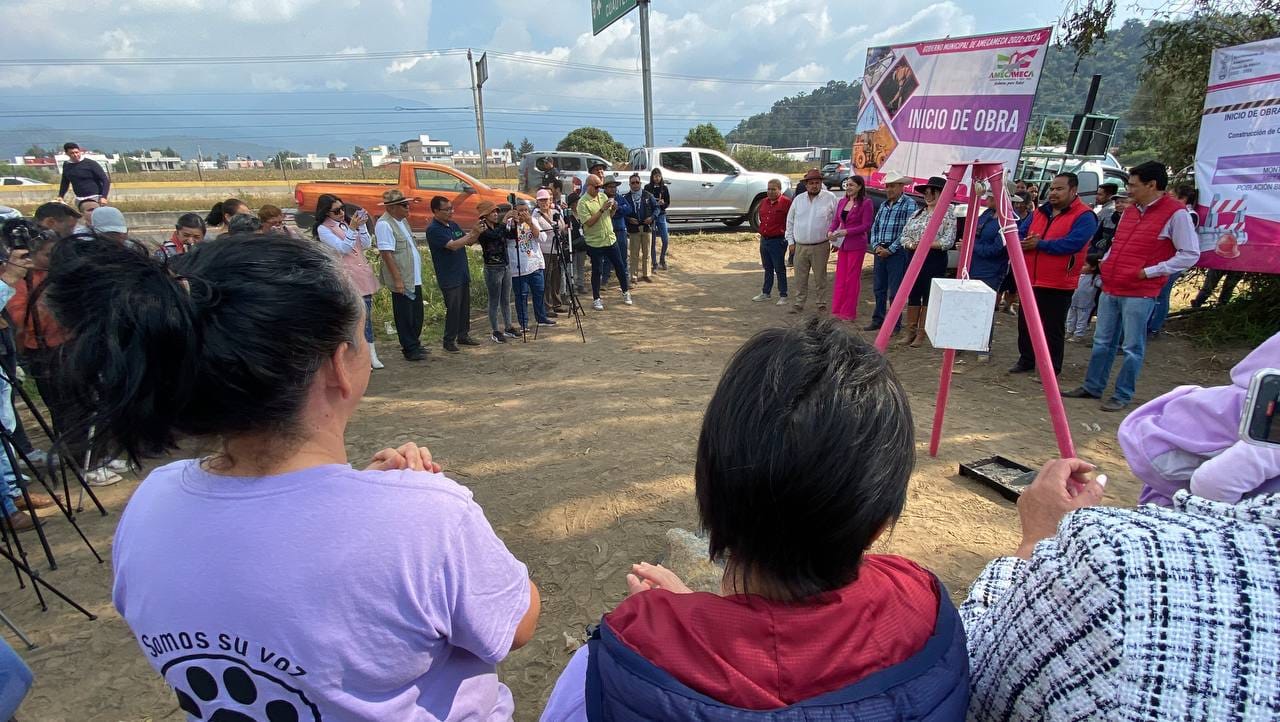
[329,208,344,215]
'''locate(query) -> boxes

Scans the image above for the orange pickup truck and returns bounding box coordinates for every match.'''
[293,162,532,232]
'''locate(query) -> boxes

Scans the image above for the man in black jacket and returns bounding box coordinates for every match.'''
[57,143,110,203]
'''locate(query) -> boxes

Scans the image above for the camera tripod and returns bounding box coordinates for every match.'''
[0,368,100,627]
[535,225,586,343]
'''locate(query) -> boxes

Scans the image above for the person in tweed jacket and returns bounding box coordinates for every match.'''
[962,459,1280,720]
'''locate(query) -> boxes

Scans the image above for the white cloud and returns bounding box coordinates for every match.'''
[848,1,978,61]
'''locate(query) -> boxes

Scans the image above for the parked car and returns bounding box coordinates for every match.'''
[822,161,852,189]
[0,205,20,224]
[518,151,610,194]
[0,176,48,186]
[294,162,532,232]
[626,147,790,230]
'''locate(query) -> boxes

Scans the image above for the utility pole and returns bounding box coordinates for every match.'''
[468,49,490,178]
[639,0,654,147]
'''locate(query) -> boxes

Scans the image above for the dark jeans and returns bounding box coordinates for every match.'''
[586,244,630,299]
[1146,272,1183,335]
[651,215,669,264]
[513,269,550,329]
[600,229,629,281]
[390,286,425,357]
[361,296,374,344]
[760,236,788,296]
[1016,286,1073,375]
[871,249,908,328]
[440,283,471,345]
[24,346,91,466]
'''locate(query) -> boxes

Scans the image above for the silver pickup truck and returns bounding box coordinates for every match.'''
[626,147,791,231]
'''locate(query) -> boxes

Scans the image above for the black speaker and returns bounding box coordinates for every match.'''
[1068,114,1118,156]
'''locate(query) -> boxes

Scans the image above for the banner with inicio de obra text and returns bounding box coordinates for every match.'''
[856,28,1051,201]
[1194,36,1280,274]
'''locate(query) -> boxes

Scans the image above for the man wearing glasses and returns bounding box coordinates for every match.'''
[425,196,481,353]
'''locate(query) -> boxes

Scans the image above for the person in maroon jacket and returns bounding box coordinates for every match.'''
[1064,161,1200,412]
[1007,172,1098,377]
[752,179,792,306]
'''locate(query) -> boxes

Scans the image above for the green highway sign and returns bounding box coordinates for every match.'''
[592,0,637,36]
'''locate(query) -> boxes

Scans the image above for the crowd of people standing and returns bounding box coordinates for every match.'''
[2,144,1273,720]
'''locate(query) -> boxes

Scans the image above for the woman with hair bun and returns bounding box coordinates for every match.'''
[204,197,251,236]
[43,234,540,721]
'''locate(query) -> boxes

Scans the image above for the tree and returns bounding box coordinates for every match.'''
[353,145,367,166]
[683,123,728,151]
[517,137,535,159]
[556,127,628,163]
[23,145,49,158]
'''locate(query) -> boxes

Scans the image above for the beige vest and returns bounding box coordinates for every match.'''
[377,213,416,289]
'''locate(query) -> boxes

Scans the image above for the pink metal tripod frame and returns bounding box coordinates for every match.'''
[872,162,1077,459]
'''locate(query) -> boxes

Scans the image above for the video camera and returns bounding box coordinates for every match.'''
[0,218,52,254]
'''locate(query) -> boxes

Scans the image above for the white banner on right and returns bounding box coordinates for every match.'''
[1194,36,1280,274]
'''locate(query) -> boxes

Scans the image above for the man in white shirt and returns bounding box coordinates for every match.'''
[785,168,838,312]
[374,189,428,361]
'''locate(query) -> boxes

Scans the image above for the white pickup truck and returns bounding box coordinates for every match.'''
[626,147,791,231]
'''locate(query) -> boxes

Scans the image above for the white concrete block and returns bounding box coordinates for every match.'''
[924,278,997,351]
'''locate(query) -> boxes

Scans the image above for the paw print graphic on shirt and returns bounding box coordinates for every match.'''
[161,655,321,721]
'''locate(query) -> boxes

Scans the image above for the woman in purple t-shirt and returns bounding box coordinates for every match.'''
[43,234,540,721]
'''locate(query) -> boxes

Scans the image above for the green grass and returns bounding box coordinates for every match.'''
[1178,270,1279,349]
[366,247,489,345]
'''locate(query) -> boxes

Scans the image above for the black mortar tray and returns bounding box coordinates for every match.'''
[959,455,1037,501]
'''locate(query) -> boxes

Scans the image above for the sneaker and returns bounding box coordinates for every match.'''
[504,328,521,339]
[490,331,507,344]
[7,512,38,533]
[623,292,633,306]
[752,293,771,302]
[85,468,123,487]
[443,341,460,353]
[1007,363,1034,374]
[405,349,428,361]
[776,297,788,306]
[26,449,48,466]
[546,310,559,318]
[105,459,132,474]
[537,319,557,327]
[592,299,605,311]
[863,322,882,331]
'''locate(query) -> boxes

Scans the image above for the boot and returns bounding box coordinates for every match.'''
[910,307,927,347]
[900,306,920,346]
[369,343,385,370]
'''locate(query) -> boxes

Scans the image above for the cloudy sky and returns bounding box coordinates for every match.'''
[2,0,1078,155]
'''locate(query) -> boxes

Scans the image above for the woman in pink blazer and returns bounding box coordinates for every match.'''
[828,176,875,321]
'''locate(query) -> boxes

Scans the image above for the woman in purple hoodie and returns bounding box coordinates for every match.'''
[1119,330,1280,505]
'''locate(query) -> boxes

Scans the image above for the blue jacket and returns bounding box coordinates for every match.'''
[610,194,629,236]
[583,578,970,721]
[619,188,660,232]
[970,208,1009,286]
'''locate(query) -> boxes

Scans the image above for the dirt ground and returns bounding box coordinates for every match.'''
[0,234,1250,721]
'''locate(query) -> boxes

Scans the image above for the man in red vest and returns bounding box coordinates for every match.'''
[1008,172,1098,377]
[1063,161,1200,411]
